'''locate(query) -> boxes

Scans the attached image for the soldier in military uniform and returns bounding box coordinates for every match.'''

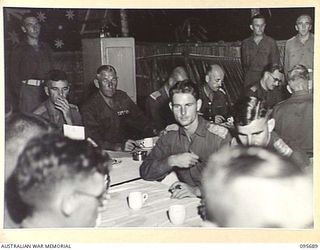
[145,66,189,131]
[272,64,313,157]
[199,64,231,123]
[81,65,156,151]
[9,14,53,113]
[232,96,309,168]
[245,64,286,109]
[140,80,231,199]
[33,70,82,130]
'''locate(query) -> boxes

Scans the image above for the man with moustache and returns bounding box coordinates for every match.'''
[199,64,231,123]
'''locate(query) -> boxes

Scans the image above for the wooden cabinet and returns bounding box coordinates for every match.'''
[82,37,136,102]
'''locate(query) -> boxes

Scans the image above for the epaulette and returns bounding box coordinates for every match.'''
[165,123,179,132]
[218,88,226,95]
[160,123,179,136]
[287,36,296,42]
[33,105,47,115]
[207,123,228,139]
[150,90,162,100]
[273,138,293,157]
[69,103,79,112]
[250,85,258,92]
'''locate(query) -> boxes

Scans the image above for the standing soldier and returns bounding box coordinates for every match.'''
[241,14,280,88]
[284,14,314,91]
[10,13,53,113]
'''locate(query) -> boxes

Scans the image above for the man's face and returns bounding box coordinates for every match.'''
[22,17,41,39]
[168,73,188,89]
[295,16,312,36]
[45,80,70,104]
[264,70,283,90]
[170,93,200,128]
[97,70,117,98]
[206,69,225,92]
[250,18,266,36]
[236,118,274,146]
[71,172,106,227]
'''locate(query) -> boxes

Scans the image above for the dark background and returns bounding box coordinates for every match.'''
[4,7,315,52]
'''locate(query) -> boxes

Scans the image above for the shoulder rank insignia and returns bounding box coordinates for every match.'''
[160,123,179,136]
[250,85,258,92]
[273,138,293,157]
[207,123,228,139]
[150,90,161,100]
[69,103,79,112]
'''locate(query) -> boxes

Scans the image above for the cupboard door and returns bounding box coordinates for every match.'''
[82,37,136,102]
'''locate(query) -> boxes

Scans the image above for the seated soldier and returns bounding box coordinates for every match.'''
[245,64,286,108]
[33,69,82,130]
[232,96,309,168]
[202,146,313,228]
[140,80,231,199]
[81,65,157,151]
[272,64,313,157]
[199,64,231,123]
[5,113,57,228]
[145,66,189,131]
[13,133,111,228]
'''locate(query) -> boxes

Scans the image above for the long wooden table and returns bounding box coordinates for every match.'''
[97,179,202,227]
[100,149,203,227]
[107,151,142,186]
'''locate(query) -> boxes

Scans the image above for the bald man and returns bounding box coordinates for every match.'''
[199,64,231,123]
[145,66,189,130]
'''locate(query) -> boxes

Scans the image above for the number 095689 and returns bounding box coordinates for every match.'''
[300,244,318,248]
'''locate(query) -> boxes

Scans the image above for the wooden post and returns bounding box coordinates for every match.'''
[120,9,129,37]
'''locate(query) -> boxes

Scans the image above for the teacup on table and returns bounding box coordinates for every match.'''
[168,204,186,225]
[128,191,148,210]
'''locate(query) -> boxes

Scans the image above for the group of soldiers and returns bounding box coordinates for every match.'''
[4,12,313,228]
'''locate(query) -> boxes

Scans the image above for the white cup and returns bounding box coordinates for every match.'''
[143,137,154,148]
[128,191,148,210]
[168,204,186,225]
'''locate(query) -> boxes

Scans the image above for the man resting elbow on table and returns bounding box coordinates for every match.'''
[140,80,231,199]
[81,65,157,151]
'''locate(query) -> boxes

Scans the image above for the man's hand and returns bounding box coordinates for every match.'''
[122,139,140,152]
[168,152,199,168]
[169,181,198,199]
[54,97,72,124]
[214,115,225,124]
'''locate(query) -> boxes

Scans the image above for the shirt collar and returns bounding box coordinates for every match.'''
[179,116,207,138]
[291,90,312,98]
[296,32,314,43]
[99,91,115,107]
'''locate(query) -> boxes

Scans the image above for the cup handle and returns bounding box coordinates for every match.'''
[142,193,148,203]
